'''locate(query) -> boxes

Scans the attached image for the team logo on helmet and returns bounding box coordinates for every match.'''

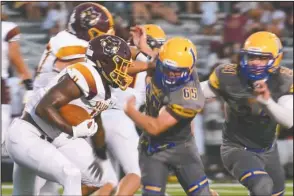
[80,7,101,28]
[100,36,121,56]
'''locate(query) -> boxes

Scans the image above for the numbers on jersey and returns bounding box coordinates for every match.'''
[183,87,198,100]
[222,64,237,75]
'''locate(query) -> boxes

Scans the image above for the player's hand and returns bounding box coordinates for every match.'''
[72,119,98,138]
[124,95,136,114]
[23,90,33,104]
[130,25,147,50]
[253,80,271,105]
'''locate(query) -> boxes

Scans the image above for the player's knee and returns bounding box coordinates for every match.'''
[250,176,273,196]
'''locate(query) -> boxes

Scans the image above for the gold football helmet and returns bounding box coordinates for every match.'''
[240,31,283,80]
[155,37,197,89]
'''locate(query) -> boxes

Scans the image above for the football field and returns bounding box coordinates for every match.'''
[2,181,293,196]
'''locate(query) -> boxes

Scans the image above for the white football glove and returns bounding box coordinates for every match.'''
[72,119,98,138]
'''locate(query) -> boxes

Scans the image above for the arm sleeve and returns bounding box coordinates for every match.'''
[263,95,293,129]
[200,80,217,99]
[66,63,97,98]
[166,104,199,120]
[5,26,20,42]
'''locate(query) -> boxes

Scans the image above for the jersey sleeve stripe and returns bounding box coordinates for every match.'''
[208,69,220,89]
[55,46,87,60]
[5,26,20,42]
[73,63,97,96]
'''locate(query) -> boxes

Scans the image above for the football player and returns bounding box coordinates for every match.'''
[1,10,33,153]
[124,37,213,196]
[33,2,114,91]
[200,31,293,195]
[96,24,166,196]
[5,35,134,195]
[31,3,116,195]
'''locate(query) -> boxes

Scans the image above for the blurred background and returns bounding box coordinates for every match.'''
[1,1,293,185]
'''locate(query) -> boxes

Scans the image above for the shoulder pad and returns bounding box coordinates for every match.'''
[50,31,88,60]
[66,62,98,98]
[209,63,238,90]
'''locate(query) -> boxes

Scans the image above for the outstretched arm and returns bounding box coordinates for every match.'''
[254,80,293,129]
[124,96,178,136]
[260,95,293,129]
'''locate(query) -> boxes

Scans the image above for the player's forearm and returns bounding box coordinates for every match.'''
[262,96,293,129]
[128,61,149,75]
[125,107,162,136]
[139,43,156,59]
[35,105,73,135]
[92,115,107,159]
[9,42,32,80]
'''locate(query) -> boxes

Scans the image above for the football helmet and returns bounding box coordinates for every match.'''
[86,35,133,90]
[67,3,114,41]
[240,31,283,81]
[154,37,197,90]
[143,24,166,49]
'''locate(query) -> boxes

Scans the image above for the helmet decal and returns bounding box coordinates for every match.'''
[80,7,101,28]
[100,36,121,56]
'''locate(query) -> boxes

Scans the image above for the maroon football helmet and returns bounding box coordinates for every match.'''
[67,3,115,41]
[86,35,133,90]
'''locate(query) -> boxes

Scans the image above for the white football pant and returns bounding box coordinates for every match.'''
[101,109,141,184]
[6,118,82,195]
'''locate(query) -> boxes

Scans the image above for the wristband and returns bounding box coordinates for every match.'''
[135,52,152,62]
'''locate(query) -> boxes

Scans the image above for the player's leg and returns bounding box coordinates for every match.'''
[89,157,118,196]
[5,118,82,195]
[102,109,141,195]
[171,139,211,196]
[12,163,39,195]
[221,141,273,196]
[56,136,114,195]
[37,178,60,196]
[265,143,285,196]
[139,152,169,196]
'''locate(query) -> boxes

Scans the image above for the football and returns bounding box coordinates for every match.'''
[59,104,91,126]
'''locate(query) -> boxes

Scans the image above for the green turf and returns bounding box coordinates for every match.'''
[2,181,293,196]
